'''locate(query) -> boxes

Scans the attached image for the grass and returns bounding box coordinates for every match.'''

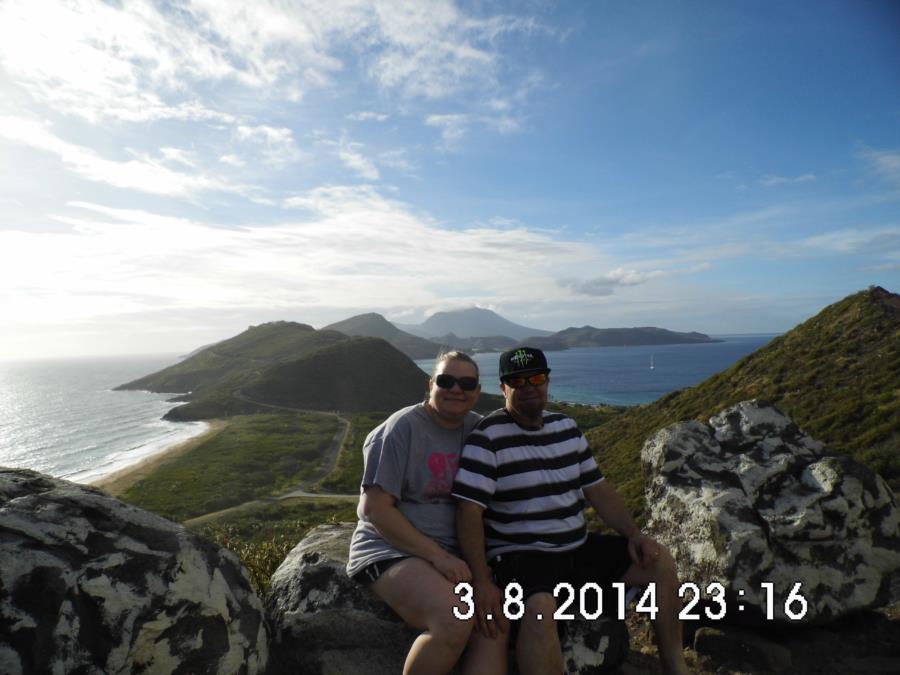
[191,497,357,595]
[317,411,390,494]
[120,412,339,521]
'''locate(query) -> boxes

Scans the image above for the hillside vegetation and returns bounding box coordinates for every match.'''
[587,286,900,518]
[117,321,347,394]
[324,312,445,359]
[120,413,339,522]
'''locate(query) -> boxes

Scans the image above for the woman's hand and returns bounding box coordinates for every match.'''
[430,550,472,584]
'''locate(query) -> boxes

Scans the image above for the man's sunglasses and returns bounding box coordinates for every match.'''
[435,374,480,391]
[503,372,549,389]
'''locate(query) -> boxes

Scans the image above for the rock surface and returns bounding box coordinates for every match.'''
[641,400,900,624]
[267,522,629,674]
[0,468,269,675]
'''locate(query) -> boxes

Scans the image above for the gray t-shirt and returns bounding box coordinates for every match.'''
[346,403,481,578]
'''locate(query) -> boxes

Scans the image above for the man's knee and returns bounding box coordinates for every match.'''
[519,593,559,639]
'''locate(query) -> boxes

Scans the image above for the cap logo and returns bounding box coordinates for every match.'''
[510,349,533,368]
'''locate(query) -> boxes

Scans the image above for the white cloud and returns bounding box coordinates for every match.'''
[160,147,198,167]
[0,0,535,123]
[0,116,230,197]
[759,173,817,187]
[560,267,666,297]
[860,147,900,186]
[219,154,246,167]
[800,226,900,255]
[336,138,380,181]
[426,114,469,148]
[235,124,303,165]
[348,111,390,122]
[378,149,417,174]
[1,189,595,336]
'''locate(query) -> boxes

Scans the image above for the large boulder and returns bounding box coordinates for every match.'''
[267,522,629,674]
[641,400,900,624]
[0,468,269,674]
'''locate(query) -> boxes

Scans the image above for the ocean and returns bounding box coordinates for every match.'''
[0,355,207,484]
[0,335,775,485]
[415,334,778,406]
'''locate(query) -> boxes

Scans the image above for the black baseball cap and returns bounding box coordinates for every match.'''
[499,347,551,380]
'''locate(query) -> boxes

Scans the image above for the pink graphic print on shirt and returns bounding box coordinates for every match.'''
[425,451,459,499]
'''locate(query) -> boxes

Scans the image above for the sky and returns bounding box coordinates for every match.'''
[1,0,899,360]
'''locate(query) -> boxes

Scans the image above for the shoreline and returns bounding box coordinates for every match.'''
[90,419,227,498]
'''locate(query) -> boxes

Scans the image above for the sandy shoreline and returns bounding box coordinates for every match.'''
[90,419,228,497]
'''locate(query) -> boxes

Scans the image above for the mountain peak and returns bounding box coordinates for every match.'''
[418,307,552,340]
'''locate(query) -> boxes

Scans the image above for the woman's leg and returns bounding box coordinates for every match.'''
[371,557,474,675]
[460,627,508,675]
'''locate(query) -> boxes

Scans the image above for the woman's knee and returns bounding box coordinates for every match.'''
[430,607,475,650]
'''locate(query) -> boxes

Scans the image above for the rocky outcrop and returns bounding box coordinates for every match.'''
[267,522,629,674]
[642,400,900,624]
[0,468,269,674]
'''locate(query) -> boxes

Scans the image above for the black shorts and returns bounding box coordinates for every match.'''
[490,533,632,618]
[350,556,408,585]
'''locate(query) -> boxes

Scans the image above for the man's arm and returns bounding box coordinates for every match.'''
[456,499,507,637]
[583,480,661,566]
[362,485,471,583]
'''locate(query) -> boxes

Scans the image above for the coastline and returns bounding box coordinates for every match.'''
[90,419,227,498]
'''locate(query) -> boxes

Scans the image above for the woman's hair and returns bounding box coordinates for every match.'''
[430,350,480,379]
[424,350,480,402]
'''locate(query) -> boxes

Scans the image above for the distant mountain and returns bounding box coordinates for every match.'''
[585,286,900,518]
[432,333,518,353]
[117,321,347,394]
[323,313,444,359]
[526,326,720,350]
[399,307,552,340]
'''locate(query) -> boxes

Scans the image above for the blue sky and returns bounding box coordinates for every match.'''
[1,0,898,360]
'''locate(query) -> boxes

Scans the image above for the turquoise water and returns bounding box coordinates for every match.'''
[416,334,777,406]
[0,355,207,484]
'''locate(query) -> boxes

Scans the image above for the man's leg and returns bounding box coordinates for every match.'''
[622,545,689,675]
[516,592,563,675]
[371,557,473,675]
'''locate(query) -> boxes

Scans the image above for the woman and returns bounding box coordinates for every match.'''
[346,350,486,675]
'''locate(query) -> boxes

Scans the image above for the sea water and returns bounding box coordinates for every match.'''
[1,335,775,484]
[0,355,207,484]
[415,334,777,406]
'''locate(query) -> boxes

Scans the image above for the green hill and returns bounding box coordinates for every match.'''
[323,313,445,359]
[241,337,430,412]
[117,321,348,394]
[586,286,900,518]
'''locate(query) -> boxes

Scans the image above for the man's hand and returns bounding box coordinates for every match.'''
[628,531,662,568]
[431,551,473,584]
[472,578,508,638]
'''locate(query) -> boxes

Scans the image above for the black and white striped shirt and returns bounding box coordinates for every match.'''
[451,408,604,559]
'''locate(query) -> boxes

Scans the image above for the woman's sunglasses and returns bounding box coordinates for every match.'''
[503,372,548,389]
[434,374,480,391]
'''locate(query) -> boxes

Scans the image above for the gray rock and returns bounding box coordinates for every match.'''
[0,468,269,675]
[693,626,792,672]
[641,400,900,624]
[267,523,629,674]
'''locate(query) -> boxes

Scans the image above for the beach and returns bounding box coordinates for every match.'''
[90,419,227,497]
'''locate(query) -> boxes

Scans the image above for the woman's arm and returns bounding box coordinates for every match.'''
[362,485,471,583]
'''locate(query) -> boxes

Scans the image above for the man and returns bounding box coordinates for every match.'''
[452,347,689,675]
